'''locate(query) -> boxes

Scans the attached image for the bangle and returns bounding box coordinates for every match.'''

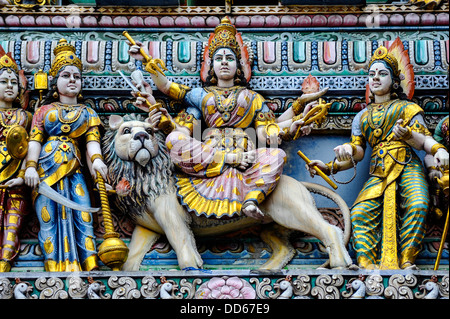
[325,161,339,175]
[431,143,446,156]
[91,154,104,163]
[17,169,25,179]
[292,98,304,116]
[401,126,413,140]
[25,160,38,169]
[232,151,243,167]
[281,127,293,141]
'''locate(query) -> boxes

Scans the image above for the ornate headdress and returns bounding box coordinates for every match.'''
[208,17,240,59]
[0,45,29,109]
[369,46,400,77]
[0,46,19,74]
[201,17,253,83]
[366,37,415,102]
[49,39,82,77]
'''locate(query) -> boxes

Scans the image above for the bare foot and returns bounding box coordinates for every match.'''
[241,202,264,220]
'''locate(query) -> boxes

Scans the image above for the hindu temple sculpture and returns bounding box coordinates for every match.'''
[307,38,449,270]
[0,46,32,273]
[101,17,355,271]
[424,114,449,270]
[22,39,109,272]
[425,114,449,219]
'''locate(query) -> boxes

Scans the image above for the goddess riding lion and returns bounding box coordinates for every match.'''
[103,113,354,271]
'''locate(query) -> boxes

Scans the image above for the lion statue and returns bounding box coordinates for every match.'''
[103,113,354,271]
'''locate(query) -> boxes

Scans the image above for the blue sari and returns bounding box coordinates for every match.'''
[30,102,101,272]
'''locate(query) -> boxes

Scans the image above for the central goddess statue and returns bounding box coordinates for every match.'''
[128,17,325,220]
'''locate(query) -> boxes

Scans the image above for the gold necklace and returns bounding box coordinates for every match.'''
[205,86,244,122]
[367,100,393,138]
[52,102,85,133]
[0,109,22,136]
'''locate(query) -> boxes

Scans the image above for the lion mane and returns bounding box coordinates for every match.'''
[102,113,175,218]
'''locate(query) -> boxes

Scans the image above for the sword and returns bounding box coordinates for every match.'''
[119,70,141,94]
[119,70,174,134]
[37,182,100,213]
[118,70,156,111]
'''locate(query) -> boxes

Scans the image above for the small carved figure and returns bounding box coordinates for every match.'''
[13,278,35,299]
[24,39,108,272]
[0,46,32,272]
[307,38,450,270]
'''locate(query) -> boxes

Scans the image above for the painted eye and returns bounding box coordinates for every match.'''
[146,127,154,135]
[122,127,131,134]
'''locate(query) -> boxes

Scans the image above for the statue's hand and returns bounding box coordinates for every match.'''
[227,150,256,171]
[392,119,411,141]
[131,79,157,112]
[127,42,146,61]
[92,157,108,181]
[428,167,443,181]
[267,132,282,146]
[298,88,329,107]
[334,144,353,162]
[289,118,313,140]
[24,167,40,189]
[434,148,449,168]
[306,159,327,178]
[4,177,24,188]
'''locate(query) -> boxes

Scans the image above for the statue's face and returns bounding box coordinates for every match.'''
[368,62,393,98]
[0,70,19,103]
[56,65,82,99]
[212,48,237,82]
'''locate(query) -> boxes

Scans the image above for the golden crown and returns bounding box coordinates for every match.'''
[0,50,19,74]
[208,17,240,59]
[369,45,400,77]
[49,39,82,77]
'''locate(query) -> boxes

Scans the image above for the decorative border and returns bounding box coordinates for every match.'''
[24,74,448,93]
[0,270,448,299]
[1,3,449,15]
[0,4,449,29]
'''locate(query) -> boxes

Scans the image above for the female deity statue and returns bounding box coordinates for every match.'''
[0,46,32,272]
[24,39,108,272]
[307,38,449,270]
[128,17,325,220]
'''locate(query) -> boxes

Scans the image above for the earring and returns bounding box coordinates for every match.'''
[53,91,59,99]
[77,93,83,100]
[210,76,217,84]
[393,83,399,90]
